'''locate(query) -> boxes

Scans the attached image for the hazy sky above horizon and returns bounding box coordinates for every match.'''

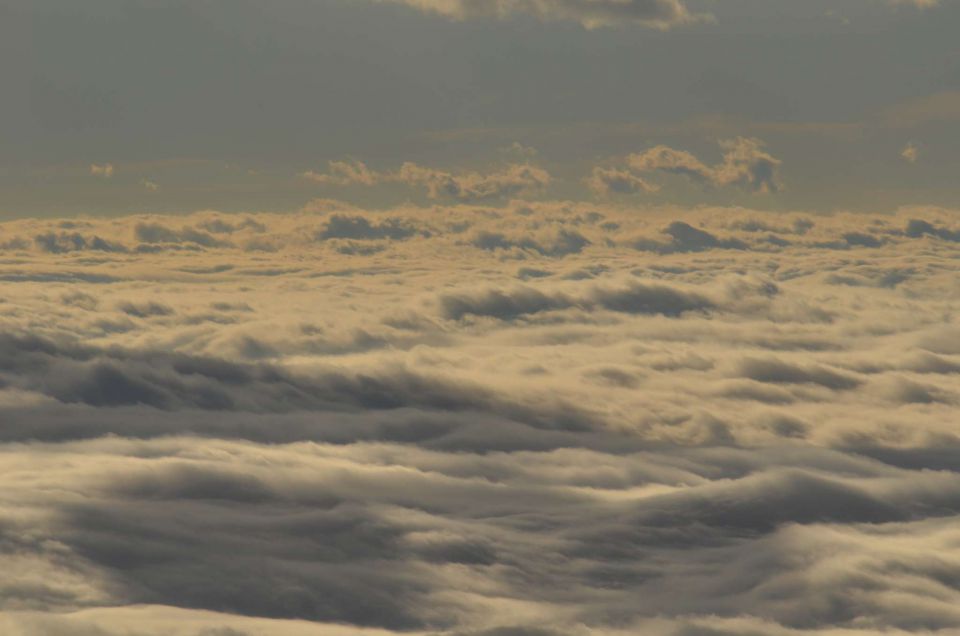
[4,0,960,217]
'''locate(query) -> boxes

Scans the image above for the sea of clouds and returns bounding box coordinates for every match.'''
[2,199,960,635]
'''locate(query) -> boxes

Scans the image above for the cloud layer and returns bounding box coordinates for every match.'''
[375,0,702,29]
[3,201,960,635]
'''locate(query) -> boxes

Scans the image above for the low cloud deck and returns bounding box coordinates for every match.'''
[3,202,960,635]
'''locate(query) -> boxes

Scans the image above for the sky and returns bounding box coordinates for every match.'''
[4,2,960,636]
[4,0,960,216]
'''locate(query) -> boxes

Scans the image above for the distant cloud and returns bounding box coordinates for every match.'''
[375,0,704,29]
[586,166,659,196]
[500,141,539,160]
[301,159,551,202]
[890,0,940,7]
[591,137,782,196]
[711,137,782,192]
[902,141,920,163]
[301,159,378,186]
[90,163,114,178]
[368,0,933,30]
[396,162,550,202]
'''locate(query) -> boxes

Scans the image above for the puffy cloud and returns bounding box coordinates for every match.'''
[586,167,658,196]
[301,160,551,202]
[300,159,379,187]
[395,162,551,202]
[711,137,782,192]
[594,137,783,196]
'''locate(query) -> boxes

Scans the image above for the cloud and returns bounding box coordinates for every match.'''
[593,137,782,196]
[4,203,960,635]
[437,279,716,320]
[735,357,862,390]
[902,141,920,163]
[90,163,114,178]
[500,142,539,162]
[301,160,551,202]
[890,0,940,8]
[134,222,230,248]
[632,221,747,253]
[711,137,782,192]
[395,162,551,202]
[300,160,379,186]
[117,301,175,318]
[34,232,127,254]
[904,218,960,242]
[374,0,704,29]
[315,214,421,241]
[468,228,589,257]
[651,137,781,191]
[586,167,658,196]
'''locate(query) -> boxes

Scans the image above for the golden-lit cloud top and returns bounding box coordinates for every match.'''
[2,200,960,634]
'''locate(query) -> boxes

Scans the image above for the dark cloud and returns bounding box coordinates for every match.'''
[315,214,420,241]
[905,218,960,242]
[736,357,861,390]
[841,231,885,248]
[633,221,747,253]
[469,229,589,257]
[438,280,714,320]
[117,301,175,318]
[34,232,127,254]
[134,223,230,248]
[0,334,597,432]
